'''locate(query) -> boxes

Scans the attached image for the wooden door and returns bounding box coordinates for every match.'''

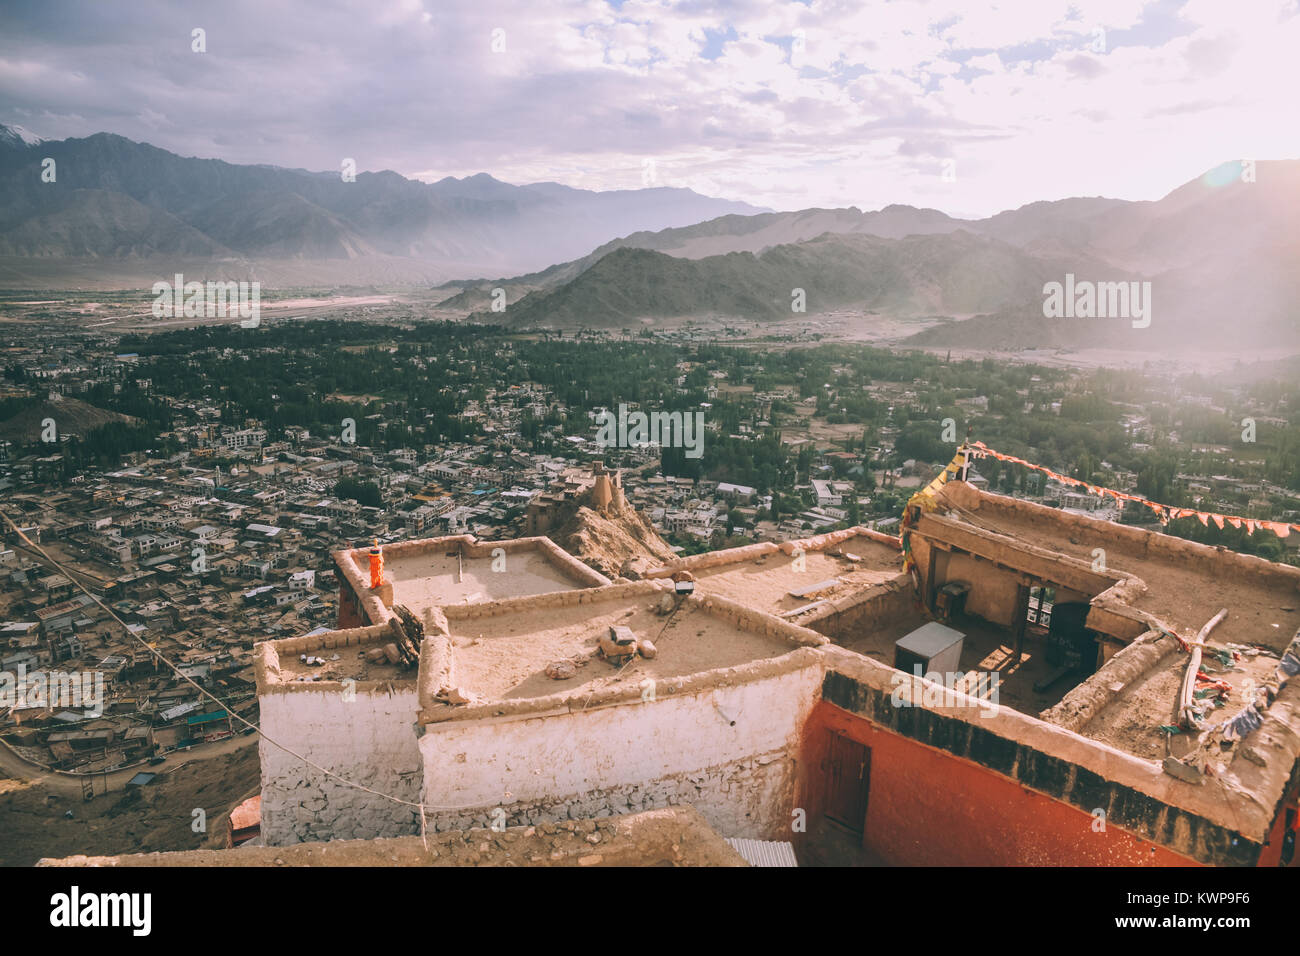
[824,731,870,832]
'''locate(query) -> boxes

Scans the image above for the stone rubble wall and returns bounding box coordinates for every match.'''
[421,749,797,841]
[39,807,748,868]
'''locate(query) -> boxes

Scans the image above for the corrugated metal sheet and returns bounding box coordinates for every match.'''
[160,700,200,721]
[725,838,798,867]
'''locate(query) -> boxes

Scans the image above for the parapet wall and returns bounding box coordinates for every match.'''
[459,534,612,588]
[437,577,667,623]
[644,526,900,578]
[1040,629,1175,732]
[331,533,612,628]
[814,644,1272,863]
[778,526,902,554]
[696,591,833,646]
[801,572,917,640]
[254,624,416,695]
[944,482,1300,594]
[645,541,780,577]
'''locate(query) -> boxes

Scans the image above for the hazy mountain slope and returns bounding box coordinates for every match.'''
[454,158,1299,348]
[485,231,1108,328]
[0,189,229,258]
[0,125,766,281]
[4,120,1295,349]
[598,205,967,259]
[440,161,1296,312]
[188,190,378,259]
[905,163,1300,351]
[973,197,1127,251]
[904,237,1300,353]
[1065,160,1300,273]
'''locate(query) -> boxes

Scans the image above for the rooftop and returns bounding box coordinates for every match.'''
[919,481,1300,760]
[903,479,1300,839]
[333,534,610,626]
[269,624,409,685]
[938,487,1299,650]
[245,510,1300,860]
[387,548,586,608]
[433,581,822,706]
[648,529,901,622]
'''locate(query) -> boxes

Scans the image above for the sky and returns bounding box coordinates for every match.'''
[1,0,1298,217]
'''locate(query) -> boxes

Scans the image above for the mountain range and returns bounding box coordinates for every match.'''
[458,160,1300,350]
[2,124,1297,351]
[475,232,1122,328]
[0,124,764,283]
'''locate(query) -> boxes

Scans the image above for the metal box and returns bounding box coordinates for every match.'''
[894,621,966,676]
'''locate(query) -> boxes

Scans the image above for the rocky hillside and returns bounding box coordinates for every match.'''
[0,394,139,444]
[553,502,677,581]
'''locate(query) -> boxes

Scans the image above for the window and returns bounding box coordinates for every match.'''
[1027,585,1055,627]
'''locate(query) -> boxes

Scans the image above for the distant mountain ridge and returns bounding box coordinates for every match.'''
[484,231,1121,329]
[459,159,1300,349]
[0,124,766,282]
[4,123,1297,350]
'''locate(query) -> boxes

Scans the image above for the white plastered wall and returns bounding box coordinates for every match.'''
[418,663,824,839]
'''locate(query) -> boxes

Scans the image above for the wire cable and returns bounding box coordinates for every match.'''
[0,505,484,814]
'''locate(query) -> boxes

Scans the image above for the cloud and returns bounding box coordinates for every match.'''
[0,0,1296,218]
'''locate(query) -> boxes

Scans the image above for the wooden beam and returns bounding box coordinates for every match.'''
[925,544,940,613]
[1012,583,1031,665]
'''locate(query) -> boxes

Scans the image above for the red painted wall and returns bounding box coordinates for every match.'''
[1255,784,1298,868]
[797,701,1200,866]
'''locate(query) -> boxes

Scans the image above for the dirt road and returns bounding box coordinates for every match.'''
[0,732,258,797]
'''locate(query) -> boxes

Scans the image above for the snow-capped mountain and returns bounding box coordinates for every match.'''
[0,123,45,148]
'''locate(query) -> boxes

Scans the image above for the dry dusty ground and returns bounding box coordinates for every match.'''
[0,745,259,867]
[386,549,584,610]
[445,596,795,702]
[40,807,747,867]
